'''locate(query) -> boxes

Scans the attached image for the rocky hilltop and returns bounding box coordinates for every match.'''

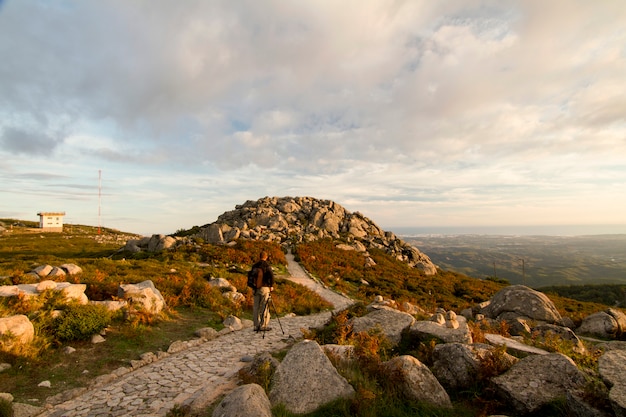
[195,196,437,275]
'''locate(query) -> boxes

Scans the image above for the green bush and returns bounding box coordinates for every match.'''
[53,304,112,341]
[0,398,13,417]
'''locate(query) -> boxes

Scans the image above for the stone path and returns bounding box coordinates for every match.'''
[33,253,352,417]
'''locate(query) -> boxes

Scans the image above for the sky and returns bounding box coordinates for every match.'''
[1,1,625,237]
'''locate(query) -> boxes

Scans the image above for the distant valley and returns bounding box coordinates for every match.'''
[403,234,626,288]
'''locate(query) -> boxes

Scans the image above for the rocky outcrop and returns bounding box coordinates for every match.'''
[491,353,586,414]
[194,196,437,275]
[350,308,415,346]
[269,339,355,414]
[482,285,563,324]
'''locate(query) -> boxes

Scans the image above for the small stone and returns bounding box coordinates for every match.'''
[38,380,51,388]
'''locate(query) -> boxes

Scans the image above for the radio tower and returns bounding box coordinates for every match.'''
[98,169,102,234]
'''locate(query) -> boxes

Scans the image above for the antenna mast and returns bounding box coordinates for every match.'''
[98,169,102,234]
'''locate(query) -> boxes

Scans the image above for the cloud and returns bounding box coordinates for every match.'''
[0,126,63,155]
[0,1,624,234]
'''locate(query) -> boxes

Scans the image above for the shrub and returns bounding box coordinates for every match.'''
[53,303,112,341]
[0,398,12,417]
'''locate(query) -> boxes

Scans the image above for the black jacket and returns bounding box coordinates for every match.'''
[252,260,274,288]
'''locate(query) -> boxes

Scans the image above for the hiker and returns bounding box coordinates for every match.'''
[252,250,275,331]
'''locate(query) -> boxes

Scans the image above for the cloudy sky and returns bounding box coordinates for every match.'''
[1,1,625,236]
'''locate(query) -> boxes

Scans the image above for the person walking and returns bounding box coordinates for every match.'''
[252,250,274,332]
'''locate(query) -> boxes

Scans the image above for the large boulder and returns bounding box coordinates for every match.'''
[578,309,626,339]
[483,285,562,324]
[381,355,452,408]
[0,314,34,346]
[350,308,415,346]
[212,383,272,417]
[491,353,586,414]
[599,349,626,416]
[431,343,517,390]
[269,340,355,414]
[118,280,166,315]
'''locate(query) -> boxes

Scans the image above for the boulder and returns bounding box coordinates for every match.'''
[123,240,142,253]
[56,283,88,304]
[118,280,166,315]
[491,353,586,414]
[156,236,177,251]
[36,280,58,292]
[200,224,224,244]
[0,286,19,297]
[578,309,626,339]
[408,315,472,344]
[212,383,272,417]
[194,327,219,340]
[60,263,83,275]
[269,340,355,414]
[223,315,243,331]
[47,267,67,278]
[351,308,415,346]
[599,349,626,416]
[578,311,620,339]
[208,277,236,292]
[431,343,517,390]
[483,285,562,324]
[533,323,586,354]
[0,315,35,346]
[33,264,53,278]
[381,355,452,408]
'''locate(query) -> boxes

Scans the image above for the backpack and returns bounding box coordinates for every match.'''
[247,266,263,290]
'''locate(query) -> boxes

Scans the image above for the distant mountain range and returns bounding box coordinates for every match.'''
[402,234,626,288]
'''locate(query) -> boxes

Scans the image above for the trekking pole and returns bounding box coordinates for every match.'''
[268,294,285,335]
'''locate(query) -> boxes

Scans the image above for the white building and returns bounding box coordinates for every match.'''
[37,212,66,232]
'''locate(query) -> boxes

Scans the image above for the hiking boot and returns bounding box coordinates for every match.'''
[254,327,261,332]
[260,327,272,331]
